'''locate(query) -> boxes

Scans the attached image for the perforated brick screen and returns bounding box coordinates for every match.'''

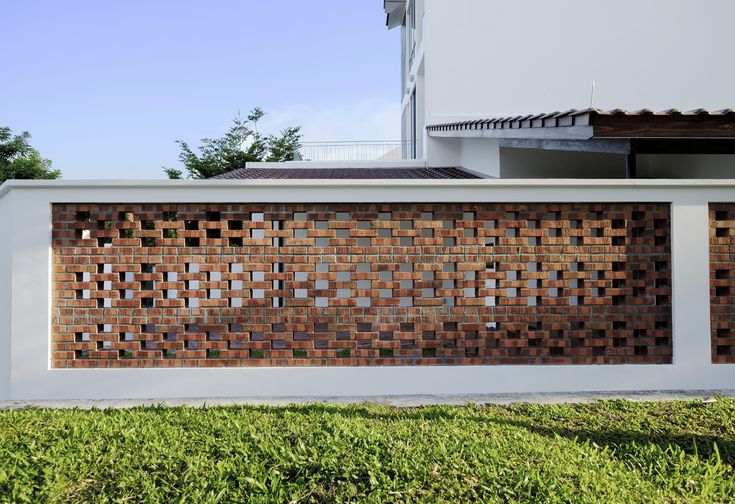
[51,203,673,368]
[710,203,735,364]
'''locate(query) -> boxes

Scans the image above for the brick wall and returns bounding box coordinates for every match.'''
[51,203,673,368]
[710,203,735,364]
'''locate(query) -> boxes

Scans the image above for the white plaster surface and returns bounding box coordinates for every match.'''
[0,191,10,400]
[671,204,712,368]
[460,138,499,178]
[424,137,461,168]
[423,0,735,123]
[393,1,735,167]
[0,179,734,400]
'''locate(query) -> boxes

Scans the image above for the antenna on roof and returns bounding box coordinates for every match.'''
[589,80,596,110]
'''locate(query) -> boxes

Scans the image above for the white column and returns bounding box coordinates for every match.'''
[9,191,53,400]
[670,201,712,370]
[459,138,500,178]
[425,136,461,168]
[0,189,11,400]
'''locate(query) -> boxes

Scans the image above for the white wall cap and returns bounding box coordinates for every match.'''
[5,178,735,202]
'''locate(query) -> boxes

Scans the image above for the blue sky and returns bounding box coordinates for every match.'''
[1,0,400,179]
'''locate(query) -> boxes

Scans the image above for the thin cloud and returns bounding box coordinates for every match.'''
[261,98,401,142]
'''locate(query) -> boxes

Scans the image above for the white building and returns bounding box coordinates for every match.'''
[385,0,735,178]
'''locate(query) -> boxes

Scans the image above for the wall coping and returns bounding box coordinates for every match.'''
[4,178,735,201]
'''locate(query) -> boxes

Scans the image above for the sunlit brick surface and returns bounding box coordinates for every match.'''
[51,203,673,367]
[710,204,735,364]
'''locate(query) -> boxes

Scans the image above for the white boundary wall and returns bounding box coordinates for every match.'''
[0,179,734,401]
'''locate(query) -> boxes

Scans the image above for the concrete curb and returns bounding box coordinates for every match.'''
[2,390,733,410]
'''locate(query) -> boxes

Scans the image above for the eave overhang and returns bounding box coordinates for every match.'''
[427,108,735,155]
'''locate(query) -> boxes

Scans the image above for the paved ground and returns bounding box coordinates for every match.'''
[2,390,734,410]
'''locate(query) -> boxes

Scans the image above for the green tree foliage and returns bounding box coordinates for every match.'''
[164,108,302,179]
[0,126,61,183]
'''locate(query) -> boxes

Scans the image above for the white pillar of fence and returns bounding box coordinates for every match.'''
[0,179,734,401]
[671,202,712,371]
[0,190,11,400]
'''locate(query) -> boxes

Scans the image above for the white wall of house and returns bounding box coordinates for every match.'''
[415,68,426,158]
[422,0,735,125]
[459,138,500,178]
[0,179,734,400]
[422,137,460,169]
[392,0,735,170]
[398,0,426,160]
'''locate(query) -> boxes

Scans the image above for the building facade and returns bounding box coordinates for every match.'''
[385,0,735,177]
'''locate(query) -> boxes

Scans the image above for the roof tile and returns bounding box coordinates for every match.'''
[212,167,481,180]
[427,108,735,138]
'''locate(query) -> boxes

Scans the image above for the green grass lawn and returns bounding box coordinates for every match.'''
[1,399,734,503]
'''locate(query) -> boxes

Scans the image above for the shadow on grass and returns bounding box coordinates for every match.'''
[494,417,735,467]
[248,402,735,468]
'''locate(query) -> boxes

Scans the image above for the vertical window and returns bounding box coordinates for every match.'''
[409,0,416,66]
[401,22,407,97]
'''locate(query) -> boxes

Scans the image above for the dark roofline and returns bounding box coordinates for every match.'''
[427,108,735,157]
[427,108,735,139]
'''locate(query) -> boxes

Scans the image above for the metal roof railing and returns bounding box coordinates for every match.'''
[297,141,410,161]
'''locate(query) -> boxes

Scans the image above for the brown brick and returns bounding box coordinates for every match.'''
[51,203,673,368]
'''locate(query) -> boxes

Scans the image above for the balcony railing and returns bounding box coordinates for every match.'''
[297,141,410,161]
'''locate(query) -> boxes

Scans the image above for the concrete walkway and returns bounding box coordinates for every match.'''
[2,390,734,410]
